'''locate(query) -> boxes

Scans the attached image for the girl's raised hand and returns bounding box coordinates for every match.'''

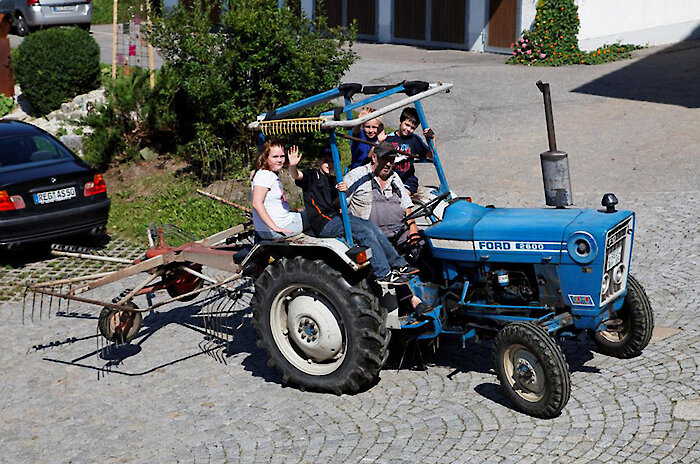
[288,145,302,166]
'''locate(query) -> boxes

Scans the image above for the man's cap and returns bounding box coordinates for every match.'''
[317,147,333,159]
[373,141,398,158]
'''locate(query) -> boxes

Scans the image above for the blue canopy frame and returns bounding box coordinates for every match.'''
[248,81,453,247]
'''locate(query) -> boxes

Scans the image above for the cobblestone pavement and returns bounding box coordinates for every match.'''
[0,238,144,304]
[1,43,699,463]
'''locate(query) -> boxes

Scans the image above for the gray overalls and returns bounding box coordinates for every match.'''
[368,177,407,242]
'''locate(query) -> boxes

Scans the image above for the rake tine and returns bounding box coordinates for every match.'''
[45,289,52,320]
[31,289,36,322]
[56,284,62,317]
[22,285,28,325]
[216,302,225,342]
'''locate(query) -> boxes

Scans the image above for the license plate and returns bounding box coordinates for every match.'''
[53,5,75,11]
[607,246,622,271]
[33,187,77,205]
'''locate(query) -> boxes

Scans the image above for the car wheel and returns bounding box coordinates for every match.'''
[15,13,30,37]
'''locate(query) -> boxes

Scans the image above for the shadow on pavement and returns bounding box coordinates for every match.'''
[572,36,700,109]
[0,233,113,268]
[37,282,264,377]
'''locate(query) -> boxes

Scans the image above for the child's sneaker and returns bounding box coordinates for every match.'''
[396,265,419,275]
[376,270,410,285]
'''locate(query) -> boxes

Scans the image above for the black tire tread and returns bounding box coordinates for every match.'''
[251,257,388,394]
[492,321,571,419]
[593,274,654,359]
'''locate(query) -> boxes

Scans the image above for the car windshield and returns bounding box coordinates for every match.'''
[0,133,76,174]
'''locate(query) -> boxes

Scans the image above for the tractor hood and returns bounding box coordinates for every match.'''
[425,199,632,264]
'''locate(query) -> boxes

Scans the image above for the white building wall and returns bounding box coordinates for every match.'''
[576,0,700,51]
[519,0,538,35]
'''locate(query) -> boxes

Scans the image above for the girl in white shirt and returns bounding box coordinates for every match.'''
[251,142,304,239]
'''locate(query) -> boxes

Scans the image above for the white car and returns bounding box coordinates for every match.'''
[10,0,92,36]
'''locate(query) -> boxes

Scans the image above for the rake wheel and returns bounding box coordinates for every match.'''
[98,301,142,344]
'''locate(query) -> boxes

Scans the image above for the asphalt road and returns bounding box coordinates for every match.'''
[1,38,698,463]
[8,24,164,69]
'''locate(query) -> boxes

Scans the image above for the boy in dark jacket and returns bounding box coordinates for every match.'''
[384,107,435,195]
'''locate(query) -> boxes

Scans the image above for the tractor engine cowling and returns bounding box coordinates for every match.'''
[424,199,636,315]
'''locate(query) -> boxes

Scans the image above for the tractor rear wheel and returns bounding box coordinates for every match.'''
[252,257,388,394]
[492,322,571,418]
[98,301,142,344]
[591,274,654,358]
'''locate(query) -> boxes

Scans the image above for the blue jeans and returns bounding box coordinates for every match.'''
[320,215,407,279]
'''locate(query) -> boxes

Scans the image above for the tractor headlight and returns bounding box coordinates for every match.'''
[601,273,610,295]
[567,232,598,264]
[613,263,626,284]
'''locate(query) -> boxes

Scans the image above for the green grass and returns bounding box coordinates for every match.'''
[108,171,249,244]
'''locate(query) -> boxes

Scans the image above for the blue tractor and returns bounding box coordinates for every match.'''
[245,81,653,418]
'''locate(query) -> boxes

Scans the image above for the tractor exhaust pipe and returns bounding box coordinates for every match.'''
[537,81,573,207]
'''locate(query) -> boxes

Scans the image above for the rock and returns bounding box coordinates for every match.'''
[1,107,29,121]
[51,111,67,121]
[60,134,83,154]
[87,89,106,105]
[139,146,159,162]
[73,94,88,107]
[61,102,72,114]
[67,110,85,121]
[36,119,62,135]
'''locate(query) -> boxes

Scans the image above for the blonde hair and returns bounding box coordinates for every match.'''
[255,141,285,171]
[364,116,383,128]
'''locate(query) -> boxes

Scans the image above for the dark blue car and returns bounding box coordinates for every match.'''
[0,120,110,249]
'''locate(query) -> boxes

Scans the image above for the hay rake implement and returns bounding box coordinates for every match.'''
[25,223,257,349]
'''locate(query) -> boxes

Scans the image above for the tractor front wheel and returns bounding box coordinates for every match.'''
[492,322,571,418]
[252,257,388,394]
[591,274,654,358]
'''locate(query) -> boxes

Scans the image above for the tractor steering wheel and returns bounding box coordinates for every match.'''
[403,191,451,224]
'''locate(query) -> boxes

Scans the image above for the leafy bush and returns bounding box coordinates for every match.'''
[507,0,639,66]
[13,27,100,115]
[147,0,356,171]
[0,95,14,117]
[83,67,175,170]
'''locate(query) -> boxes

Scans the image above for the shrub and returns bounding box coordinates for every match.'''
[507,0,640,66]
[83,67,175,170]
[0,95,14,117]
[13,27,100,115]
[147,0,356,172]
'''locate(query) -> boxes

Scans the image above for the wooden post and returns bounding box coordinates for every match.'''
[0,14,14,97]
[146,0,155,89]
[111,0,118,79]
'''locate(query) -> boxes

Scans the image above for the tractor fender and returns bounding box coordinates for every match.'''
[239,233,368,276]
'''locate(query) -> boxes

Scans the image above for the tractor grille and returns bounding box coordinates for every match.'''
[600,216,634,306]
